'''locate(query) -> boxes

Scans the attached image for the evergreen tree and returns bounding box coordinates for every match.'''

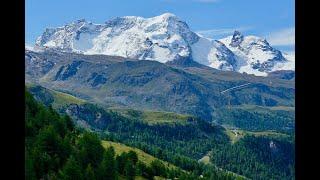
[60,156,83,180]
[124,160,136,180]
[115,153,127,174]
[35,125,62,157]
[31,146,54,178]
[84,164,95,180]
[136,161,147,177]
[63,115,74,131]
[97,147,116,180]
[150,160,166,177]
[127,150,138,165]
[77,132,105,168]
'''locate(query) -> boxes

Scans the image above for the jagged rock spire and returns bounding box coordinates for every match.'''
[230,30,244,47]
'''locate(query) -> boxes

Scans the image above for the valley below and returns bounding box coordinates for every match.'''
[26,79,295,179]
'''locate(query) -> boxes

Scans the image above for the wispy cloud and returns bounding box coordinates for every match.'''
[196,26,253,38]
[266,27,295,46]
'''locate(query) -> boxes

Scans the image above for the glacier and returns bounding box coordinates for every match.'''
[34,13,294,76]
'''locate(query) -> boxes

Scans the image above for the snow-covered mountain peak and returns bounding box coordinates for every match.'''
[220,32,291,75]
[35,13,200,62]
[33,14,294,76]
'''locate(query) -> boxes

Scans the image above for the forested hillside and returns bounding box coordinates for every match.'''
[25,89,244,179]
[27,85,295,179]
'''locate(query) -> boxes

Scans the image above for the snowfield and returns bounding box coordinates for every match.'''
[34,13,294,76]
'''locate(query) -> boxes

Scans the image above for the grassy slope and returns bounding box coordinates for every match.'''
[50,89,85,108]
[198,151,211,164]
[141,111,190,125]
[227,104,295,112]
[218,104,294,143]
[223,128,245,144]
[223,126,291,144]
[102,141,246,179]
[27,84,192,126]
[101,140,178,170]
[112,108,191,125]
[26,83,85,108]
[48,89,190,126]
[213,104,295,133]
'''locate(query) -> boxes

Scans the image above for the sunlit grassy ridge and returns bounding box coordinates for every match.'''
[110,108,191,125]
[101,140,178,169]
[50,89,85,108]
[140,111,190,125]
[224,126,291,144]
[26,84,85,109]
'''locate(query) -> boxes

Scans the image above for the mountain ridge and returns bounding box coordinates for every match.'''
[25,49,294,121]
[33,13,294,76]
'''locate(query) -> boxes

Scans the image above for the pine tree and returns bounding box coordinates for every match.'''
[63,115,74,131]
[115,153,127,174]
[84,164,95,180]
[97,147,116,180]
[136,161,147,177]
[60,156,83,180]
[150,160,166,177]
[127,150,138,165]
[124,160,136,180]
[77,132,105,168]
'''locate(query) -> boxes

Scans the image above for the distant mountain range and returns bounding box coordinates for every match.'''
[31,13,294,76]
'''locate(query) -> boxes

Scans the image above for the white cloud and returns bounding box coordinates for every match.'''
[267,27,295,46]
[196,26,252,38]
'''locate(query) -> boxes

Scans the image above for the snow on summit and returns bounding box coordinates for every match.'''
[219,31,292,76]
[34,13,294,76]
[35,13,198,63]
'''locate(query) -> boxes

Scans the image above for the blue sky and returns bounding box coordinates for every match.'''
[26,0,295,52]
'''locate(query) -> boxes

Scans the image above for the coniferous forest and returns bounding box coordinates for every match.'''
[26,90,248,180]
[26,88,294,180]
